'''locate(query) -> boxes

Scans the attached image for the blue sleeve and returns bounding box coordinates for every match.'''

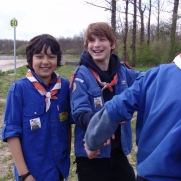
[2,82,23,141]
[70,69,95,130]
[85,108,118,151]
[105,77,143,123]
[74,111,95,131]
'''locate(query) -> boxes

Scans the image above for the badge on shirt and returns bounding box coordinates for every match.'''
[30,117,41,130]
[94,97,103,108]
[59,112,68,122]
[122,80,127,84]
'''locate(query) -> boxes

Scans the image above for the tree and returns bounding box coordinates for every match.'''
[147,0,151,45]
[17,44,26,57]
[86,0,118,31]
[131,0,137,67]
[169,0,180,60]
[138,0,146,44]
[122,0,129,62]
[111,0,117,31]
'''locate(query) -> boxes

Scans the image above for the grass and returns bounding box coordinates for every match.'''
[0,143,8,150]
[2,155,12,164]
[0,55,151,180]
[64,54,80,62]
[0,166,13,181]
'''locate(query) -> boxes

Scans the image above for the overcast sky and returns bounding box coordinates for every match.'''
[0,0,110,41]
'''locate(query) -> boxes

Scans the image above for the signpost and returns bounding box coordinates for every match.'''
[10,18,18,74]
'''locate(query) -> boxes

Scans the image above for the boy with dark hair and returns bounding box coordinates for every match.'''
[70,22,141,181]
[2,34,72,181]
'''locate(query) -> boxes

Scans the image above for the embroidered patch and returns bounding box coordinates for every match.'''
[59,112,68,121]
[94,97,103,108]
[72,82,76,93]
[75,78,84,83]
[30,117,41,130]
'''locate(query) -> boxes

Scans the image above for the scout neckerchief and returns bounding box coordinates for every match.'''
[26,70,61,112]
[90,68,118,92]
[173,54,181,69]
[69,71,76,89]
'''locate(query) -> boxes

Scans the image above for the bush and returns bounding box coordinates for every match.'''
[65,49,81,55]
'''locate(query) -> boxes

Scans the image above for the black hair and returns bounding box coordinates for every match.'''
[26,34,62,69]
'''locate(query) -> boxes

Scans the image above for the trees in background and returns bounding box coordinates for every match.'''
[0,34,84,57]
[169,0,180,61]
[86,0,118,31]
[86,0,181,66]
[0,0,180,67]
[0,40,28,56]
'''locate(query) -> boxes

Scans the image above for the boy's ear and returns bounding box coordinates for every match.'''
[111,41,116,50]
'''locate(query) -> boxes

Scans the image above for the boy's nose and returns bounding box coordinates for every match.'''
[42,56,49,63]
[94,40,100,46]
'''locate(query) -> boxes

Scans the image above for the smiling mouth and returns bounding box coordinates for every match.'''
[41,67,51,70]
[93,50,103,53]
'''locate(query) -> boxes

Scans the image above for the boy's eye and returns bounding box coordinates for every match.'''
[88,39,94,43]
[100,38,106,41]
[49,56,56,59]
[48,54,57,59]
[35,55,43,58]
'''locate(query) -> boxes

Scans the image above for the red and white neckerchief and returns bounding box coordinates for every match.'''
[173,54,181,69]
[69,71,76,89]
[90,68,118,92]
[26,70,61,112]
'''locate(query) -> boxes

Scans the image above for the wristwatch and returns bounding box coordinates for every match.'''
[18,171,30,181]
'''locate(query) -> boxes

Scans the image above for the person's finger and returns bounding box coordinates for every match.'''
[119,121,125,125]
[111,134,115,140]
[103,139,111,146]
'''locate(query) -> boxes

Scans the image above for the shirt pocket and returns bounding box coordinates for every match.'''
[22,104,48,156]
[87,87,104,112]
[23,103,45,131]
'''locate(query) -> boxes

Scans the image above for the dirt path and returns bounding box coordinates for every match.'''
[0,59,27,72]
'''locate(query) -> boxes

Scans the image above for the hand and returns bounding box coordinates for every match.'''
[84,142,100,159]
[119,121,125,125]
[103,134,115,146]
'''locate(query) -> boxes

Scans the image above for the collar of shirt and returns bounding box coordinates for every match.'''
[31,70,56,90]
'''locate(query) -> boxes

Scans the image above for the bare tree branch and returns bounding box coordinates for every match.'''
[85,1,111,11]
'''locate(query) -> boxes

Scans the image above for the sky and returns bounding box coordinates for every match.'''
[0,0,110,41]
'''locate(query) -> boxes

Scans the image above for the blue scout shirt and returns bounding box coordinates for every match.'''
[85,63,181,181]
[71,64,141,157]
[2,73,72,180]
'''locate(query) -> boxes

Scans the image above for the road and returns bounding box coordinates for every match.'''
[0,59,27,72]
